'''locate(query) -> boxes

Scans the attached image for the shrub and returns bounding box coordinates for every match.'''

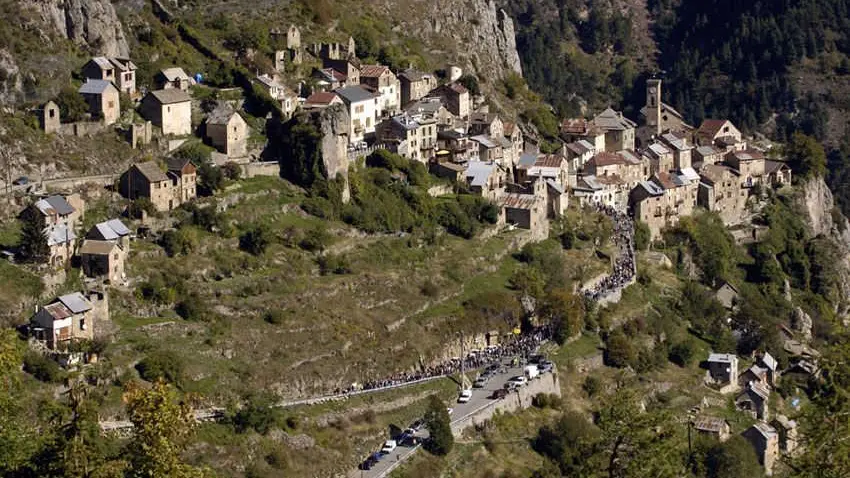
[532,393,562,409]
[634,221,651,251]
[128,198,157,219]
[222,162,242,180]
[161,228,199,257]
[175,293,209,321]
[420,279,440,297]
[301,196,335,219]
[55,86,88,122]
[582,376,602,397]
[232,394,280,434]
[23,351,65,383]
[604,330,635,368]
[197,162,224,196]
[424,396,453,455]
[299,225,331,252]
[240,225,272,255]
[263,310,285,325]
[669,339,697,367]
[317,254,351,275]
[135,350,184,384]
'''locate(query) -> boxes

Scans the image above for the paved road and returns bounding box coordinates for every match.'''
[350,358,533,478]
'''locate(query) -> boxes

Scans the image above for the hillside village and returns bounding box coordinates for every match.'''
[0,9,841,478]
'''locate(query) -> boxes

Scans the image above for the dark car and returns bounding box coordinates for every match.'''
[12,176,28,186]
[410,418,425,431]
[358,456,378,470]
[491,389,508,399]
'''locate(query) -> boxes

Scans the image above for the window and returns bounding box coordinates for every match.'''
[108,101,115,108]
[49,109,55,118]
[80,319,87,331]
[114,253,119,260]
[167,106,171,113]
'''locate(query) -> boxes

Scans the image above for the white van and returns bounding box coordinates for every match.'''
[381,440,397,454]
[458,389,473,403]
[524,365,540,380]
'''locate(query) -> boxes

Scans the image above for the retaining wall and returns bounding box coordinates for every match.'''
[241,161,280,178]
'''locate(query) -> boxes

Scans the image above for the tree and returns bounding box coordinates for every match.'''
[240,225,272,255]
[532,411,599,475]
[136,350,185,385]
[703,435,762,478]
[222,162,242,180]
[18,206,49,262]
[509,265,545,299]
[55,86,88,123]
[161,228,199,257]
[0,329,39,475]
[634,221,651,251]
[604,330,635,368]
[197,161,224,196]
[786,131,826,178]
[123,380,208,478]
[457,74,481,96]
[423,396,453,456]
[541,289,585,344]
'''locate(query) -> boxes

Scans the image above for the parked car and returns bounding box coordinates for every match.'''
[509,376,528,387]
[473,376,487,388]
[359,453,381,469]
[12,176,28,186]
[524,364,540,380]
[540,361,554,373]
[529,354,545,364]
[457,389,473,403]
[380,440,397,454]
[491,389,508,399]
[410,419,425,431]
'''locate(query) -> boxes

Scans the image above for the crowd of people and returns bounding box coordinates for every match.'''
[583,204,636,302]
[335,326,552,395]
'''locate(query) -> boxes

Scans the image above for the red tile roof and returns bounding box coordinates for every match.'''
[306,92,339,105]
[697,119,730,139]
[653,171,677,190]
[359,65,390,78]
[534,154,566,168]
[588,152,626,167]
[560,118,588,135]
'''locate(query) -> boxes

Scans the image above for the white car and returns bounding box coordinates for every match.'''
[457,389,473,403]
[380,440,397,454]
[509,376,528,387]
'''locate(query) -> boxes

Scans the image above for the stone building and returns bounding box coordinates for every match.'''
[359,65,400,115]
[120,160,196,212]
[30,292,107,350]
[78,79,120,125]
[659,131,694,170]
[743,422,779,476]
[696,119,743,147]
[82,56,137,97]
[592,108,636,152]
[464,161,505,201]
[693,416,731,441]
[698,164,747,225]
[155,67,192,91]
[629,171,698,240]
[81,219,130,283]
[335,85,379,142]
[375,113,437,163]
[206,107,248,158]
[40,100,60,134]
[638,78,693,147]
[323,57,361,86]
[427,82,470,120]
[140,89,192,136]
[399,68,437,106]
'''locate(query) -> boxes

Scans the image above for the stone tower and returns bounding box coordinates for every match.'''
[646,79,662,136]
[41,100,60,134]
[347,36,356,58]
[286,25,300,49]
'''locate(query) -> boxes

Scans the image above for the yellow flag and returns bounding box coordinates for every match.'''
[513,327,521,335]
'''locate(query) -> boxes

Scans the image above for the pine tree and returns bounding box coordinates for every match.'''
[423,395,453,456]
[18,206,49,262]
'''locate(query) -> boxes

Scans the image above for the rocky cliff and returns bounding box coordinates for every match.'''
[317,104,351,203]
[377,0,522,80]
[19,0,129,57]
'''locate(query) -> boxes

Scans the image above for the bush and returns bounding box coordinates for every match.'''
[240,225,272,255]
[263,310,285,325]
[197,161,224,196]
[299,225,331,252]
[136,350,184,384]
[222,162,242,180]
[604,330,635,368]
[301,196,335,219]
[175,292,209,321]
[532,393,562,409]
[161,228,199,257]
[421,279,440,297]
[424,396,453,456]
[23,351,66,383]
[582,376,602,397]
[634,221,651,251]
[317,254,351,275]
[232,394,280,434]
[55,86,88,122]
[127,198,157,219]
[669,339,698,367]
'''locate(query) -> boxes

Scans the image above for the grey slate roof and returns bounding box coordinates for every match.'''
[79,79,114,95]
[335,85,376,104]
[465,161,496,187]
[58,292,92,314]
[148,89,191,105]
[707,353,737,364]
[637,180,664,196]
[46,224,76,246]
[90,219,130,241]
[159,67,190,81]
[206,106,238,125]
[133,162,169,183]
[35,195,75,216]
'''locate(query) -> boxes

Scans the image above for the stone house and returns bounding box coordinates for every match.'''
[629,171,698,240]
[140,89,192,136]
[78,79,120,125]
[82,56,137,97]
[255,75,298,116]
[40,100,61,133]
[561,118,606,153]
[464,161,505,201]
[503,122,524,167]
[323,57,361,86]
[499,179,548,237]
[311,68,347,92]
[30,292,107,350]
[427,82,470,119]
[571,174,607,207]
[592,108,636,152]
[469,112,504,139]
[638,79,693,146]
[743,422,779,476]
[714,282,739,310]
[696,119,743,147]
[770,415,798,456]
[516,153,571,189]
[399,68,437,106]
[698,164,747,225]
[405,97,455,130]
[694,145,725,167]
[336,85,379,142]
[564,140,597,173]
[659,132,694,170]
[737,381,770,419]
[725,149,766,188]
[120,160,196,212]
[80,239,125,283]
[273,25,303,68]
[359,65,400,115]
[544,180,569,218]
[437,129,475,163]
[470,135,504,163]
[739,352,780,388]
[304,91,344,110]
[645,141,674,174]
[693,416,731,441]
[29,194,84,230]
[155,67,192,91]
[167,158,198,204]
[206,107,248,158]
[765,160,792,187]
[706,353,739,387]
[375,113,437,163]
[583,151,646,190]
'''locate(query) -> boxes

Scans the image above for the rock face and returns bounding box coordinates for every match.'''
[316,104,351,203]
[792,307,813,341]
[25,0,129,57]
[383,0,522,80]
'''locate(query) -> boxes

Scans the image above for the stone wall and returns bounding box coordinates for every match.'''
[241,161,281,178]
[450,371,560,436]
